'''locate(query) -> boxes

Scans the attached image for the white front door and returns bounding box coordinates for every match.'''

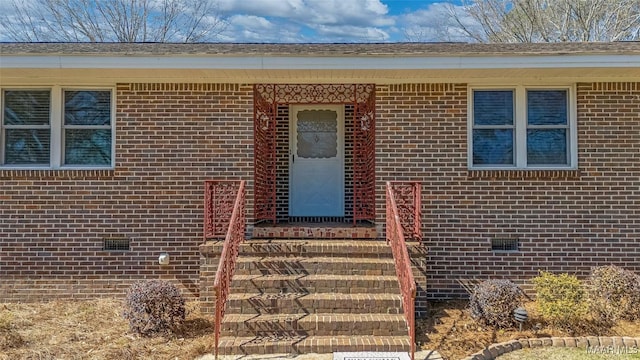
[289,105,344,217]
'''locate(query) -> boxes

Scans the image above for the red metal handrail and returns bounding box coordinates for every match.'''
[204,180,245,240]
[205,180,246,358]
[386,181,420,360]
[388,181,422,243]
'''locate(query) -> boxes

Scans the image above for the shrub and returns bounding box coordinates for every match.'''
[123,280,186,336]
[588,265,640,322]
[533,271,588,328]
[469,279,523,328]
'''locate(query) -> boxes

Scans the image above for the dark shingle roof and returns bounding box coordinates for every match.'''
[2,42,640,57]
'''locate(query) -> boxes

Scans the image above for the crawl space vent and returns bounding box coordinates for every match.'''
[491,238,519,252]
[103,238,130,251]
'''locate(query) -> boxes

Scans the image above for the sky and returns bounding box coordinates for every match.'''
[216,0,467,42]
[0,0,472,43]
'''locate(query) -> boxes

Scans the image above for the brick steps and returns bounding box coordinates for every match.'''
[216,239,411,355]
[226,292,403,315]
[235,239,393,258]
[231,274,400,294]
[221,313,407,337]
[218,335,411,356]
[235,256,395,275]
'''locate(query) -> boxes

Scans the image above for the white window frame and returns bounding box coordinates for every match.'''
[0,85,115,169]
[468,84,577,170]
[1,88,52,167]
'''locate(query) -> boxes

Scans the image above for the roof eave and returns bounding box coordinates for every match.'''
[2,53,640,70]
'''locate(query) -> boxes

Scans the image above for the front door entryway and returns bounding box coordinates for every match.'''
[253,84,376,224]
[289,105,344,217]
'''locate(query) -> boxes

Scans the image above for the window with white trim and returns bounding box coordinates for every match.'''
[63,90,112,165]
[1,87,114,168]
[469,86,576,169]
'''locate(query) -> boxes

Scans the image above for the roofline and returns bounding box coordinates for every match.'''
[2,54,639,70]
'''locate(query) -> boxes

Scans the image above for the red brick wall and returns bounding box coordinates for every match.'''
[377,82,640,299]
[2,81,639,302]
[0,83,254,301]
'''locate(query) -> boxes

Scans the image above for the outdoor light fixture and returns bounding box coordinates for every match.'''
[514,307,528,331]
[158,252,170,265]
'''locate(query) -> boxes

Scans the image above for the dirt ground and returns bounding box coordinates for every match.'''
[0,299,214,360]
[417,300,640,360]
[1,299,639,360]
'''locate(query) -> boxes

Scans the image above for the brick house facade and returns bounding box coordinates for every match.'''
[1,43,639,303]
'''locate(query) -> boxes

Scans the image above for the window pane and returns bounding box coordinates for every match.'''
[64,90,111,125]
[527,129,567,165]
[473,90,514,126]
[527,90,567,125]
[473,129,514,165]
[4,129,50,165]
[3,90,50,125]
[65,129,111,165]
[296,110,338,159]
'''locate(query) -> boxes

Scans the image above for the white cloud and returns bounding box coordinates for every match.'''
[217,0,305,18]
[300,0,393,27]
[217,0,394,42]
[219,0,393,25]
[313,25,390,42]
[217,0,474,43]
[220,14,305,42]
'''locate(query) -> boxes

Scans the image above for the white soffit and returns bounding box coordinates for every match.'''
[1,54,640,70]
[2,67,640,85]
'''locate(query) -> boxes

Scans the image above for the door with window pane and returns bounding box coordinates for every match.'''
[289,105,345,217]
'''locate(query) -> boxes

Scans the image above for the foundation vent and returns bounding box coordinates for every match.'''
[491,238,519,252]
[103,238,130,251]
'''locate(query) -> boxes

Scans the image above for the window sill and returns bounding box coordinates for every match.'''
[468,168,581,180]
[0,168,115,180]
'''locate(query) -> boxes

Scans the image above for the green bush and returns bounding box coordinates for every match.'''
[469,279,523,328]
[588,265,640,322]
[533,271,588,328]
[123,280,186,336]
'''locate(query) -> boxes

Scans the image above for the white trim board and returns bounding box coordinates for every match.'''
[2,54,640,70]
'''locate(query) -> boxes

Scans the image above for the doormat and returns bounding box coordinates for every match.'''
[333,352,410,360]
